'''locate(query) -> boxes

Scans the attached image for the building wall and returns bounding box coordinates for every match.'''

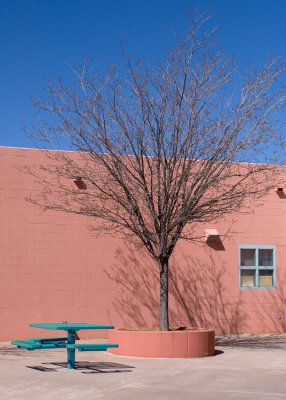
[1,146,286,340]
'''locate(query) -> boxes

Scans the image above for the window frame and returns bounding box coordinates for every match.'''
[238,245,276,290]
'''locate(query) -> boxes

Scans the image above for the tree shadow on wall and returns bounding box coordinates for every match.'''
[216,276,286,344]
[105,246,245,334]
[246,284,286,334]
[169,253,244,334]
[104,248,159,328]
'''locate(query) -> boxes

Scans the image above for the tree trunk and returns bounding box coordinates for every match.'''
[159,256,169,331]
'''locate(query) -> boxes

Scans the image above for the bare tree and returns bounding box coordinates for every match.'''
[27,13,286,330]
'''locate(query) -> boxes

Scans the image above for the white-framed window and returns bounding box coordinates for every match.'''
[239,245,276,289]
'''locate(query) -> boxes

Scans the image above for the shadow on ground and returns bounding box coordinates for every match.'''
[216,334,286,349]
[27,361,135,374]
[0,347,39,359]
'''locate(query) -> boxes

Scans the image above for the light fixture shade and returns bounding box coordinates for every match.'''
[205,229,219,241]
[73,176,87,190]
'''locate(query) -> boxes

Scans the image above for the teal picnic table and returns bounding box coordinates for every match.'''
[12,322,118,369]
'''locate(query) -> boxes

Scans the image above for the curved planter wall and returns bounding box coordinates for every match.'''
[109,328,215,358]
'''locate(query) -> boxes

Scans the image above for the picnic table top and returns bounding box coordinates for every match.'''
[29,323,114,331]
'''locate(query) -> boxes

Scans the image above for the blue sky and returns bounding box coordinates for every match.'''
[0,0,285,148]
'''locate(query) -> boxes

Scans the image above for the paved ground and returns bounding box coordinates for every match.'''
[2,335,286,400]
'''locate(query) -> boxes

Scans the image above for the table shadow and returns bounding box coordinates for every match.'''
[27,366,58,372]
[27,361,135,373]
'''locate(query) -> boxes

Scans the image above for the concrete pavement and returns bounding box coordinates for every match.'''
[1,335,286,400]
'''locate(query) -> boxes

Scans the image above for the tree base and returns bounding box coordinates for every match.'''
[108,328,215,358]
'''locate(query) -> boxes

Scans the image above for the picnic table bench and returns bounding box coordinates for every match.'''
[12,322,118,369]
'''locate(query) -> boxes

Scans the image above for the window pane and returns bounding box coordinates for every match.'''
[241,270,256,287]
[240,249,256,266]
[259,249,273,267]
[259,270,273,287]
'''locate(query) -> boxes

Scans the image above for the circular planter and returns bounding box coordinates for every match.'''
[108,328,215,358]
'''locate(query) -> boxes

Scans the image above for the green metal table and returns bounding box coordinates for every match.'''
[29,322,115,369]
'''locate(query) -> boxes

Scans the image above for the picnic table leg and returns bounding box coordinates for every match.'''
[67,330,76,369]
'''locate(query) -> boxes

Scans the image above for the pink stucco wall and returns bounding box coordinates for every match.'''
[1,146,286,341]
